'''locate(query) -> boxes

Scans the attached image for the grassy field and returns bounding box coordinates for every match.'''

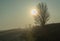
[0,23,60,41]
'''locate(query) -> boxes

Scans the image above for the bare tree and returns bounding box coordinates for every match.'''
[34,3,49,26]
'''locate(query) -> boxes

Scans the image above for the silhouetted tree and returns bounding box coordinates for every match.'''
[34,3,49,26]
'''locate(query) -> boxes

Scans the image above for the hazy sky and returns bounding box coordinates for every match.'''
[0,0,60,30]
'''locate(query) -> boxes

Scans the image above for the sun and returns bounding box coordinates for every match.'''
[31,9,38,15]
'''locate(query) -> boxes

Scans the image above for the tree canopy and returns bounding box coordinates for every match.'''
[34,3,49,26]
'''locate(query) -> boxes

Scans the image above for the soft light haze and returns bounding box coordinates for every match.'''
[0,0,60,30]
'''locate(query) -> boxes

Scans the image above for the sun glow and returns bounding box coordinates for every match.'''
[31,9,38,15]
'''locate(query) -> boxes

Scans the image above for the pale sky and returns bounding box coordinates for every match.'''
[0,0,60,30]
